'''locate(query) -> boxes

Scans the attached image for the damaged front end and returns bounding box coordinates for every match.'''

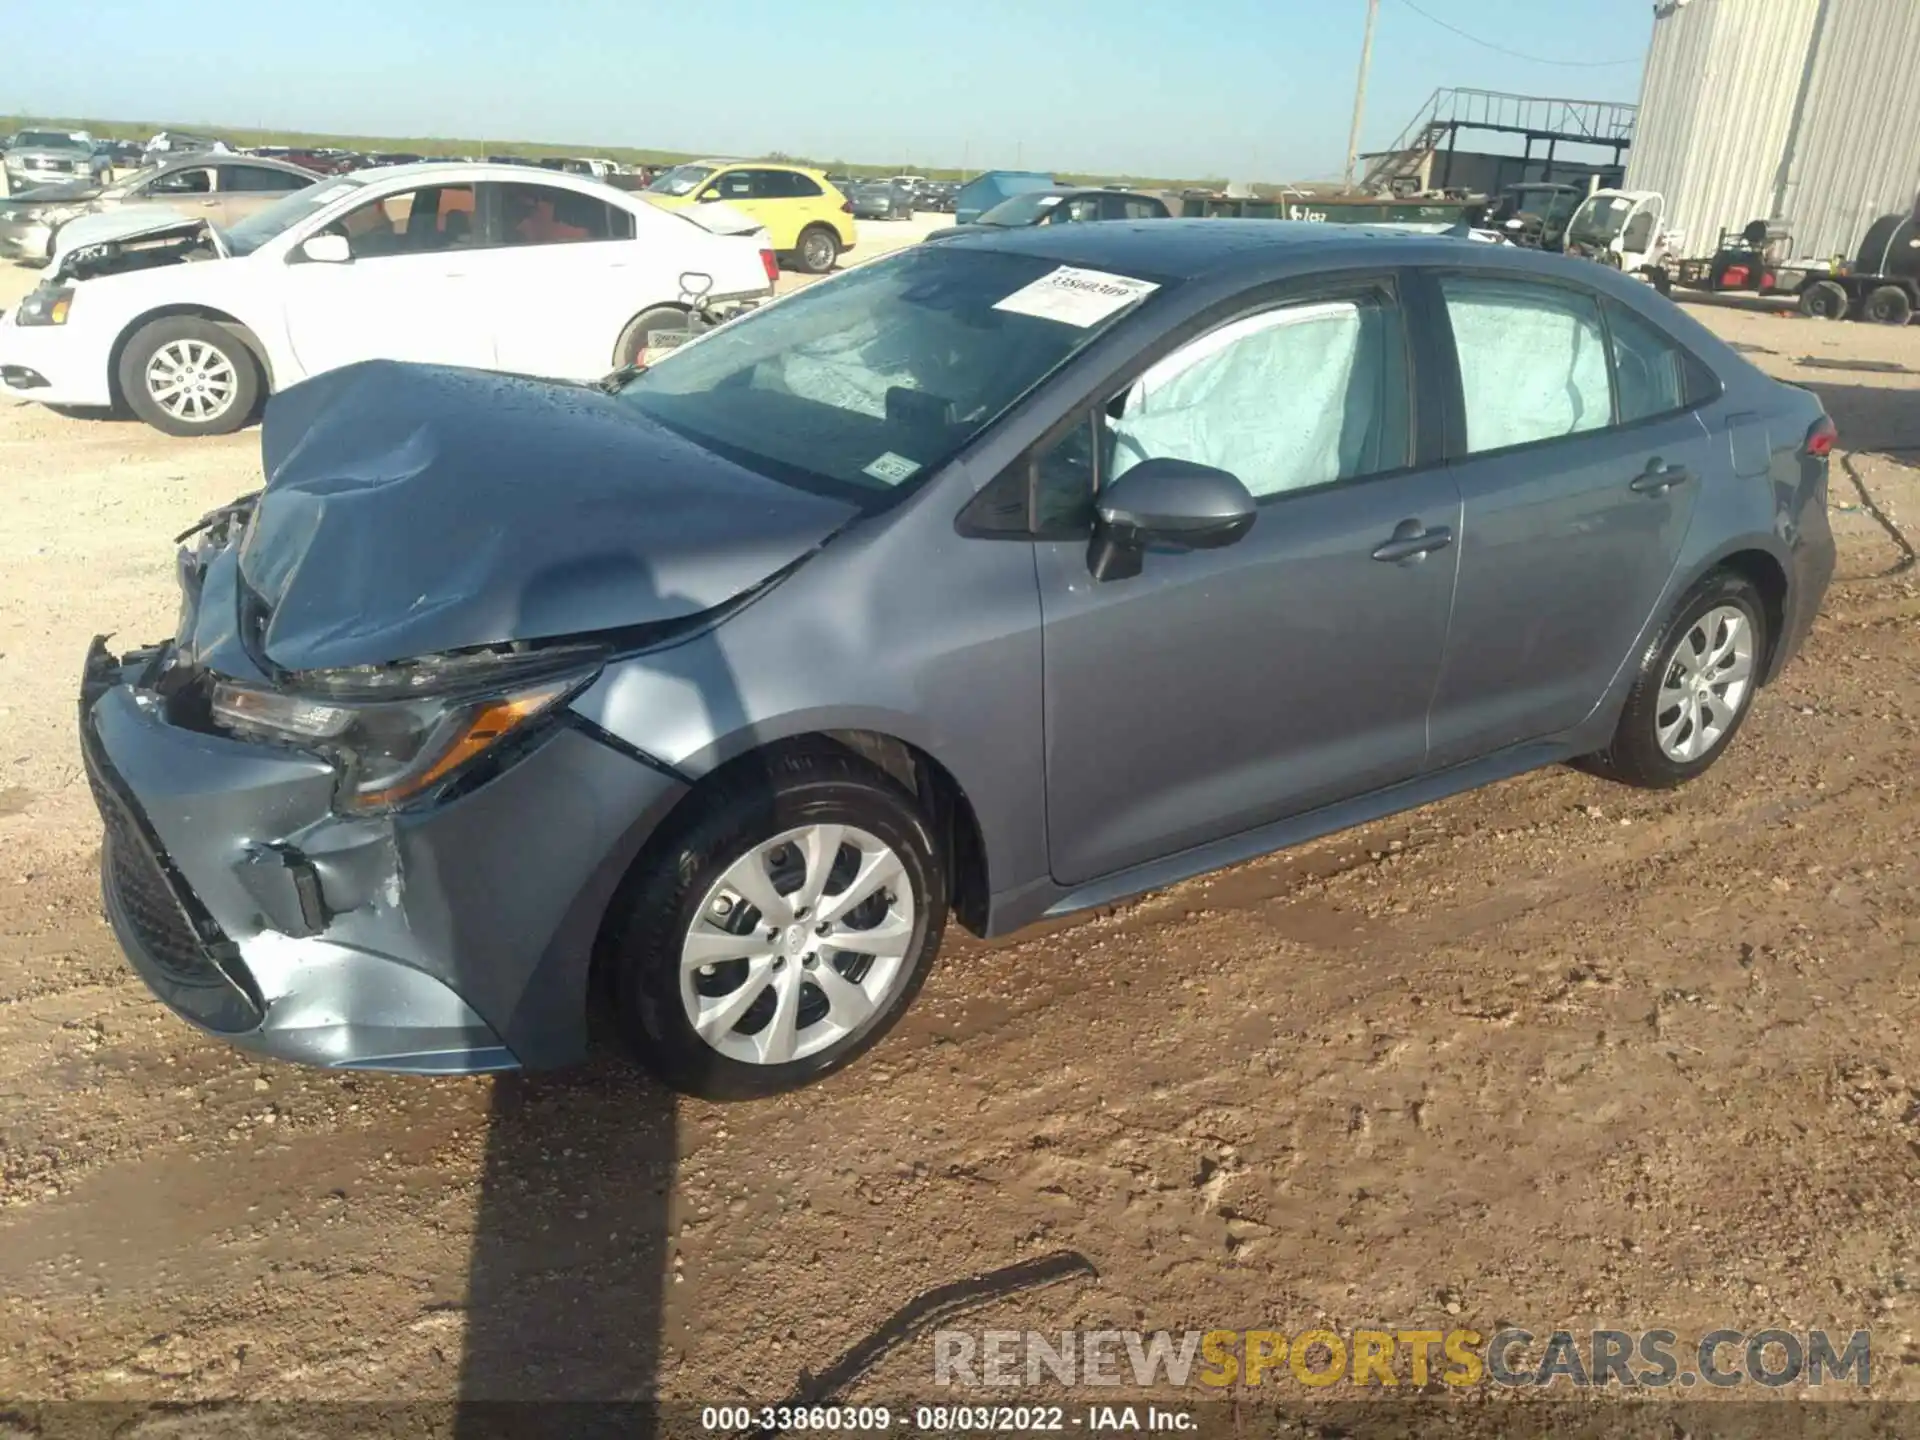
[79,495,693,1074]
[52,216,224,284]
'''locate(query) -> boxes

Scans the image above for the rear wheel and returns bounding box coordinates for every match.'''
[1798,279,1850,320]
[793,224,840,274]
[611,305,689,368]
[1582,570,1768,789]
[607,746,947,1100]
[116,317,260,437]
[1862,283,1913,326]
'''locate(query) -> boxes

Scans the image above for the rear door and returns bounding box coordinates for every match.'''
[1420,271,1717,766]
[213,162,312,224]
[477,179,658,378]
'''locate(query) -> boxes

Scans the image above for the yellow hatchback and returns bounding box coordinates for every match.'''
[644,161,857,274]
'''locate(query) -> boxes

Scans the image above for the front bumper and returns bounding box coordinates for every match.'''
[0,307,113,407]
[80,637,688,1074]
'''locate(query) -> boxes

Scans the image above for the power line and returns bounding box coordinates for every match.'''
[1393,0,1644,68]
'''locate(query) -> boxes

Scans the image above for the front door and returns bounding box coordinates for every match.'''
[1421,273,1710,766]
[279,182,493,379]
[698,168,797,249]
[1036,277,1462,887]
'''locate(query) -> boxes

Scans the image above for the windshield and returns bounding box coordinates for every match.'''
[1568,194,1635,247]
[14,131,87,152]
[977,192,1066,226]
[618,246,1169,503]
[222,176,368,256]
[648,164,714,197]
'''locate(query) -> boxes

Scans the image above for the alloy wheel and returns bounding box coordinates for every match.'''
[1655,604,1754,762]
[679,823,915,1066]
[145,339,238,424]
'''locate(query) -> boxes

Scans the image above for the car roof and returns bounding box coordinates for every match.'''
[937,218,1578,281]
[150,153,316,178]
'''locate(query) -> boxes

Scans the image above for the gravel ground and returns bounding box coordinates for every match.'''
[0,249,1917,1416]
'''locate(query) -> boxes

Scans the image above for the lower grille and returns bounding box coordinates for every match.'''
[98,801,209,983]
[80,637,264,1031]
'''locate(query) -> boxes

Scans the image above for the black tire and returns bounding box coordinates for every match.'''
[1645,266,1672,298]
[793,224,839,274]
[1581,569,1769,789]
[1798,279,1850,321]
[116,316,260,437]
[607,746,948,1100]
[611,304,689,368]
[1863,283,1913,326]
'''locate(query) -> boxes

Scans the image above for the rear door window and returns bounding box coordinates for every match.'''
[1604,299,1714,422]
[222,164,310,193]
[1439,275,1611,453]
[489,182,634,245]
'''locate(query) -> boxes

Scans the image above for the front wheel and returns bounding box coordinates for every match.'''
[793,224,840,274]
[608,747,948,1100]
[116,317,260,436]
[1581,570,1768,789]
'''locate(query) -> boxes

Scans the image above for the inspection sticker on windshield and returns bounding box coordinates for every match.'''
[993,266,1159,327]
[863,451,922,484]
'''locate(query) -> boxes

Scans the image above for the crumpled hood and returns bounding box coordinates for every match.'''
[240,360,861,671]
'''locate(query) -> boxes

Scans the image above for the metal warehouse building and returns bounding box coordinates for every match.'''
[1625,0,1920,262]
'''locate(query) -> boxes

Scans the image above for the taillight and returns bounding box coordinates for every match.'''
[760,247,779,284]
[1805,415,1837,458]
[841,200,854,214]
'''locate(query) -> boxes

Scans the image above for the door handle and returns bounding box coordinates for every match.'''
[1371,520,1454,563]
[1630,459,1693,494]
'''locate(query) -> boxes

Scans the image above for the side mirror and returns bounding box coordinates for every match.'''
[299,233,351,263]
[696,190,721,203]
[1088,457,1256,581]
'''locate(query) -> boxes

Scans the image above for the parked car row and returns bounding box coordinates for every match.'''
[0,154,319,265]
[0,161,781,436]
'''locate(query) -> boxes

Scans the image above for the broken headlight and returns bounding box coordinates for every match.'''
[16,286,74,327]
[209,647,602,813]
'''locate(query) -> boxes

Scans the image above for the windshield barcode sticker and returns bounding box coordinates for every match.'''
[993,266,1160,327]
[863,451,922,484]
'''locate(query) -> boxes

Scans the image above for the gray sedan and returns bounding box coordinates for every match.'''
[78,222,1834,1098]
[0,154,315,263]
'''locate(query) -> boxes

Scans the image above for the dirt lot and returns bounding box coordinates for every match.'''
[1,249,1918,1417]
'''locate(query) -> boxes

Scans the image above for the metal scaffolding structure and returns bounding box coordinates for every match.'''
[1361,87,1638,195]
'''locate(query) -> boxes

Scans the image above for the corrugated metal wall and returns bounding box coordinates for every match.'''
[1782,0,1920,259]
[1625,0,1819,253]
[1625,0,1920,262]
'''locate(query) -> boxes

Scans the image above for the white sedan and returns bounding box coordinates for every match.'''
[0,161,779,435]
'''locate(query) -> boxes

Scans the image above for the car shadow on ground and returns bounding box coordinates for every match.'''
[454,548,759,1436]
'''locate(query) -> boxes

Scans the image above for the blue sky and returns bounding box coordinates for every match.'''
[13,0,1655,179]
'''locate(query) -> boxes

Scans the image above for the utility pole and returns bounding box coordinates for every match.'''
[1342,0,1381,191]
